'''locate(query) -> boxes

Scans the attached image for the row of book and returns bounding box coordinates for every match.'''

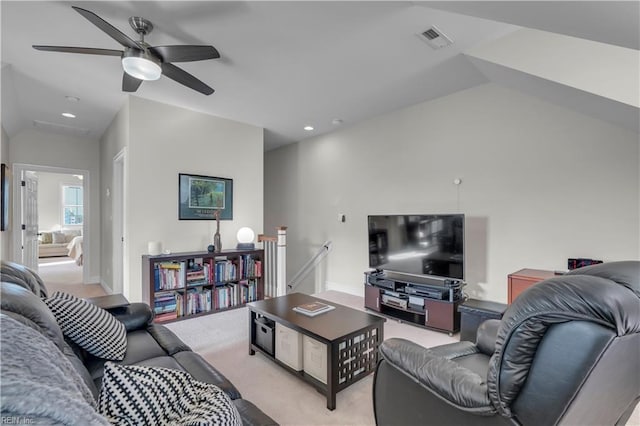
[186,263,210,286]
[154,292,183,315]
[186,288,212,315]
[208,257,262,283]
[153,279,259,318]
[154,257,263,291]
[154,261,186,290]
[214,279,259,309]
[239,255,262,280]
[213,259,238,283]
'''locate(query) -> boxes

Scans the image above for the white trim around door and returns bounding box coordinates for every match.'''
[12,163,92,285]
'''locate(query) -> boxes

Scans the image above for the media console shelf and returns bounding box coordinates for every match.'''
[364,271,463,335]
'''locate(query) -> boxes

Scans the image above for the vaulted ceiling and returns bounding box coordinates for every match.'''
[2,1,638,151]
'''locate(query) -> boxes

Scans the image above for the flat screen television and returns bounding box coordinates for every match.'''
[368,214,464,280]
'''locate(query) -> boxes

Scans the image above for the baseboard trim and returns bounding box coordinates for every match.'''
[325,281,364,297]
[98,280,113,294]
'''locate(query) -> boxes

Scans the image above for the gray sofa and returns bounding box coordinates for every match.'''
[0,261,277,425]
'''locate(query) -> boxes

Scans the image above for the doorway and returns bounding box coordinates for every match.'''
[12,163,90,286]
[112,148,125,295]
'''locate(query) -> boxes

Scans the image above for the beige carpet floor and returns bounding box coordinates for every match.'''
[166,290,458,425]
[38,256,106,297]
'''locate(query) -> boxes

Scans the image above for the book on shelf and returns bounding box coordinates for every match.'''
[215,259,237,283]
[292,301,335,317]
[155,261,186,290]
[155,312,177,322]
[186,288,212,314]
[154,291,183,318]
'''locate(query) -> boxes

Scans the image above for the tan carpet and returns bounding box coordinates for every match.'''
[166,291,457,425]
[38,257,106,297]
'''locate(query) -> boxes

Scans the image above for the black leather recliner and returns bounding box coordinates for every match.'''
[373,261,640,425]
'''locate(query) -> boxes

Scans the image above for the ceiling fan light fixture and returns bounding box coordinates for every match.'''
[122,49,161,81]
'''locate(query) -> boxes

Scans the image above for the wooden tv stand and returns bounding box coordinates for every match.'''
[364,271,462,336]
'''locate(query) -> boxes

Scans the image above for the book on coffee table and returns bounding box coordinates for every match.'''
[293,301,335,317]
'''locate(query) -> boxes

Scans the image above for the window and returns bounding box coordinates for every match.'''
[62,185,83,225]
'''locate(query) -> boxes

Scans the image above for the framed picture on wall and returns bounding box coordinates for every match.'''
[178,173,233,220]
[1,164,9,231]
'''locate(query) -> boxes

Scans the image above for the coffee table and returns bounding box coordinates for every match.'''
[247,292,385,410]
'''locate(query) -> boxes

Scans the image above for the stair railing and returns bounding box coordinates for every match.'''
[287,241,332,293]
[258,226,287,297]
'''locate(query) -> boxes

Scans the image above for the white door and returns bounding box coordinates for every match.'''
[112,150,125,295]
[21,171,38,270]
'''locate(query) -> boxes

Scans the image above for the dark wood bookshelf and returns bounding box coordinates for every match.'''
[142,248,264,323]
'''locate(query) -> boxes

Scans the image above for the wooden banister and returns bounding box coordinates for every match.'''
[259,226,287,297]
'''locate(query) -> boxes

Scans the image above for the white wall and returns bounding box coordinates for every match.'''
[100,100,130,293]
[264,83,639,302]
[9,128,101,281]
[124,97,264,302]
[37,172,83,231]
[465,28,639,107]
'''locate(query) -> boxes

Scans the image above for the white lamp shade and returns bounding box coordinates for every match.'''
[122,56,161,81]
[237,227,255,244]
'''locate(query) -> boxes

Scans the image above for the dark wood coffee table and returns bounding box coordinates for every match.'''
[247,292,385,410]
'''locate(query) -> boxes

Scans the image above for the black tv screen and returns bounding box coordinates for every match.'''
[368,214,464,280]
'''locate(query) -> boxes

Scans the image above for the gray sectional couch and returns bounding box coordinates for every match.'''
[0,261,277,425]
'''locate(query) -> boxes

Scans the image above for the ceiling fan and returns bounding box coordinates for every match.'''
[33,6,219,95]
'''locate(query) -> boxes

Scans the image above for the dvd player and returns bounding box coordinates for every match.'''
[367,274,396,290]
[404,285,448,300]
[381,294,408,309]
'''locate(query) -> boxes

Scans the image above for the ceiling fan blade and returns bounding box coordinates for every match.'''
[33,45,123,56]
[161,63,214,95]
[72,6,143,50]
[122,73,143,92]
[149,45,220,62]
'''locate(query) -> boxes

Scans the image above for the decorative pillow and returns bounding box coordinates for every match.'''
[98,363,242,426]
[52,231,66,244]
[64,229,82,243]
[44,292,127,361]
[40,232,53,244]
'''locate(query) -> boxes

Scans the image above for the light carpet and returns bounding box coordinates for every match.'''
[38,257,105,297]
[166,291,457,425]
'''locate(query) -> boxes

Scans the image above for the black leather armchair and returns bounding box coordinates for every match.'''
[373,261,640,425]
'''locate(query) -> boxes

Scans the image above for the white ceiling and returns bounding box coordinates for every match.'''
[2,1,638,150]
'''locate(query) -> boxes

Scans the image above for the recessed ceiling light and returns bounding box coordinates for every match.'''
[332,119,343,125]
[304,126,314,131]
[65,96,80,102]
[62,112,76,118]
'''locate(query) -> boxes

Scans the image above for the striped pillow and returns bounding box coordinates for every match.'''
[98,363,242,426]
[45,292,127,361]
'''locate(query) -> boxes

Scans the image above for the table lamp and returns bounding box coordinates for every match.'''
[236,227,255,250]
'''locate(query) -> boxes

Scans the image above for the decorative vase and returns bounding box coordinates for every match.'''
[213,210,222,253]
[214,232,221,253]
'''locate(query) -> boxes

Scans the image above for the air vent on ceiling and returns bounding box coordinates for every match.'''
[33,120,90,137]
[419,25,453,49]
